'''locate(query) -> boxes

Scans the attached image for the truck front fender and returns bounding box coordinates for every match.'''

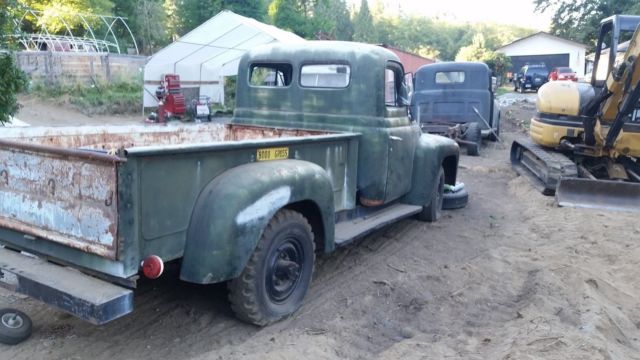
[402,134,460,206]
[180,160,335,284]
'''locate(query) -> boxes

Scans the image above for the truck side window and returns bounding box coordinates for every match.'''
[386,64,409,107]
[385,68,397,106]
[250,63,293,87]
[300,64,351,88]
[435,71,465,84]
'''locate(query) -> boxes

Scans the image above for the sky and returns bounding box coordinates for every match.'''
[347,0,553,30]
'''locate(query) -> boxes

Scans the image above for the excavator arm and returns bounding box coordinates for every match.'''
[594,27,640,149]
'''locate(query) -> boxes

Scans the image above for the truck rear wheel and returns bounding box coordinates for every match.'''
[228,209,315,326]
[418,167,444,222]
[466,122,481,156]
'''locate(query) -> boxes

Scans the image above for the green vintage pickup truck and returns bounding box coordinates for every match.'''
[0,41,463,343]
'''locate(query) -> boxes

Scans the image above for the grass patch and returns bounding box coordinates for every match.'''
[32,80,141,116]
[496,85,512,96]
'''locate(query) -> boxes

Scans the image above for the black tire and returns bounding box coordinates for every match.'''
[228,209,315,326]
[443,188,469,210]
[0,308,32,345]
[418,167,444,222]
[466,122,481,156]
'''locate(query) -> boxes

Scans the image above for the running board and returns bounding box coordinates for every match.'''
[334,204,422,246]
[556,178,640,213]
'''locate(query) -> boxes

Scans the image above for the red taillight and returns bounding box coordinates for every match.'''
[141,255,164,279]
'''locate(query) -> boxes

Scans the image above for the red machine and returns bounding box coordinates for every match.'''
[147,74,186,123]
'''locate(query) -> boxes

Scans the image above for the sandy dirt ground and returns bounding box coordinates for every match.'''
[2,95,640,359]
[13,95,143,127]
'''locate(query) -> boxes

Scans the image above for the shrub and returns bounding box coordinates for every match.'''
[0,53,28,125]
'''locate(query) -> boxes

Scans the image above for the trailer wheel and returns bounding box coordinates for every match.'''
[228,209,315,326]
[466,122,481,156]
[418,167,444,222]
[0,308,32,345]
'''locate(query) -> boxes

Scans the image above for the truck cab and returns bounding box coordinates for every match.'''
[410,62,501,155]
[232,41,428,205]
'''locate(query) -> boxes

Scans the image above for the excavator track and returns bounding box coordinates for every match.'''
[510,138,578,195]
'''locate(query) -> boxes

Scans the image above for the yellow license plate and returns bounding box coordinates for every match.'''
[256,147,289,161]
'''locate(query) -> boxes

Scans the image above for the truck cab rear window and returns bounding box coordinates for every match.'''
[300,64,351,88]
[250,63,292,87]
[435,71,465,84]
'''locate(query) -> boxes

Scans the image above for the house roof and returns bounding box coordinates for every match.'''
[378,44,435,62]
[497,32,588,51]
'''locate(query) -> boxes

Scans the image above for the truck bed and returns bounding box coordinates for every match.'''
[0,123,355,264]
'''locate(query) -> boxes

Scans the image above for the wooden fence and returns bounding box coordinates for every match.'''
[16,51,146,84]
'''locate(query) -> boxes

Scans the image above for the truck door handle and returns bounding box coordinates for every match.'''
[389,136,402,141]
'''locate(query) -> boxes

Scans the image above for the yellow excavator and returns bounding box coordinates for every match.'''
[511,15,640,212]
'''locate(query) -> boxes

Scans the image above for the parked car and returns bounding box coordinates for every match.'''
[548,67,578,81]
[410,62,501,156]
[514,64,549,92]
[0,41,466,344]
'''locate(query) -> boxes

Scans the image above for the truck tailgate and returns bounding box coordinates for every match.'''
[0,140,120,259]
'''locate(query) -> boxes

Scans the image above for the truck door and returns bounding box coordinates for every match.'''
[384,62,419,202]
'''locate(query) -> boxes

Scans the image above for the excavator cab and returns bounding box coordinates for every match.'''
[511,15,640,212]
[591,16,640,88]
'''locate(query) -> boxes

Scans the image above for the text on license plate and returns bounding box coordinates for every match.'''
[257,147,289,161]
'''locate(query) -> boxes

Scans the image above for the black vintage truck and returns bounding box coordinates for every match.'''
[0,41,465,344]
[410,62,501,156]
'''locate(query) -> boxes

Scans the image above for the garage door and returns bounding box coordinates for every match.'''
[508,54,570,73]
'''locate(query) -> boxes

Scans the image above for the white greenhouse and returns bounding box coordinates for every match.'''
[143,11,305,108]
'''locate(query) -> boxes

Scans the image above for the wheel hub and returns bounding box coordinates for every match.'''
[1,313,23,329]
[267,240,304,303]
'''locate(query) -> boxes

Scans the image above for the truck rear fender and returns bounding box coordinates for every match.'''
[402,134,459,206]
[180,160,335,284]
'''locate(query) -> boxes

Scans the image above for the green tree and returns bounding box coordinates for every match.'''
[334,0,354,40]
[353,0,377,43]
[18,0,114,33]
[176,0,218,34]
[455,33,489,61]
[175,0,267,36]
[312,0,352,40]
[534,0,640,48]
[268,0,320,38]
[163,0,180,41]
[0,1,21,48]
[223,0,267,21]
[0,53,28,125]
[482,51,512,79]
[135,0,167,54]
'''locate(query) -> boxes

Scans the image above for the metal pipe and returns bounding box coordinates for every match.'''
[472,106,501,142]
[627,168,640,182]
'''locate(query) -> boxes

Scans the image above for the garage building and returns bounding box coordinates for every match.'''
[496,32,588,79]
